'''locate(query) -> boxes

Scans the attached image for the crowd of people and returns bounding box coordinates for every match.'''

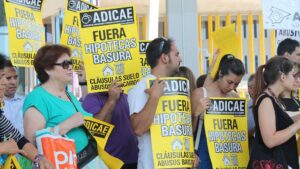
[0,37,300,169]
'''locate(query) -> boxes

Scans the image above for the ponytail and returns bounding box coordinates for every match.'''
[214,54,245,81]
[252,56,295,116]
[253,64,266,104]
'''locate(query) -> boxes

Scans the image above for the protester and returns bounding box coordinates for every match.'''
[128,37,186,169]
[280,63,300,112]
[0,54,54,169]
[277,38,300,111]
[192,54,245,169]
[248,56,300,169]
[23,45,107,168]
[277,38,300,63]
[3,60,25,134]
[82,79,139,169]
[247,74,256,151]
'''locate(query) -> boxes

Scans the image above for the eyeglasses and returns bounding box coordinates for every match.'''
[54,60,73,69]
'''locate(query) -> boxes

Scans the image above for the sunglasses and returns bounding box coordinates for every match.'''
[158,37,168,56]
[54,60,73,69]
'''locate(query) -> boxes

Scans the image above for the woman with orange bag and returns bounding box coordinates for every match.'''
[23,45,107,169]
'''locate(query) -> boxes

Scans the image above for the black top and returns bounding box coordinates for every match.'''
[281,98,300,111]
[249,93,298,169]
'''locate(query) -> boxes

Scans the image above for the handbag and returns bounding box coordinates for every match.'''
[76,140,98,169]
[247,142,288,169]
[65,91,99,168]
[36,131,77,169]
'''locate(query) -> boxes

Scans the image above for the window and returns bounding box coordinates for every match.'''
[204,21,208,39]
[244,55,248,73]
[221,21,226,27]
[205,56,209,74]
[253,20,258,38]
[255,55,259,70]
[243,20,247,38]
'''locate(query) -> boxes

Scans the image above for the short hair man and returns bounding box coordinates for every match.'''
[3,60,25,134]
[128,37,182,169]
[277,38,300,63]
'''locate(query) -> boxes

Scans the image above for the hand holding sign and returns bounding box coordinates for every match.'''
[37,156,55,169]
[108,79,123,102]
[193,153,200,168]
[145,77,165,99]
[193,97,211,117]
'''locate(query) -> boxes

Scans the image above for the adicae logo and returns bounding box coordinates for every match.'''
[68,0,76,9]
[82,13,92,24]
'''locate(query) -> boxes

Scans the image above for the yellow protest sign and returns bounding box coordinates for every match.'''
[84,116,114,148]
[148,77,194,168]
[97,146,124,169]
[4,0,45,67]
[3,155,21,169]
[79,6,141,93]
[298,88,300,101]
[210,24,239,79]
[60,0,97,70]
[84,116,124,168]
[204,98,249,169]
[139,41,151,77]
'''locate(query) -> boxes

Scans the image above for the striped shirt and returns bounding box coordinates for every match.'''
[0,109,28,148]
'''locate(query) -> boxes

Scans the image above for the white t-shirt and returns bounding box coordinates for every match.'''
[128,74,156,169]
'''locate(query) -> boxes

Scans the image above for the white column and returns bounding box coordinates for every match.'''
[166,0,199,77]
[147,0,159,40]
[51,15,56,44]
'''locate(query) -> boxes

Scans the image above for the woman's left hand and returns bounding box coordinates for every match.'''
[193,153,200,168]
[38,156,55,169]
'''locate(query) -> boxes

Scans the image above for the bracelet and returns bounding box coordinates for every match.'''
[32,154,43,169]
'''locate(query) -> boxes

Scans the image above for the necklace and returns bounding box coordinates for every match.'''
[267,87,286,110]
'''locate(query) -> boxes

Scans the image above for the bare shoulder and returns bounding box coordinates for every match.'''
[192,87,204,99]
[258,96,273,110]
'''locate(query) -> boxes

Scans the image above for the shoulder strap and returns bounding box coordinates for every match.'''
[66,91,79,112]
[202,87,208,97]
[194,87,207,151]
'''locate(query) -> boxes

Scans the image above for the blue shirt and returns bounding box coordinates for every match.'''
[4,94,25,134]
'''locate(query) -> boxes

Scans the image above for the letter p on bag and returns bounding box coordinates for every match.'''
[36,133,77,169]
